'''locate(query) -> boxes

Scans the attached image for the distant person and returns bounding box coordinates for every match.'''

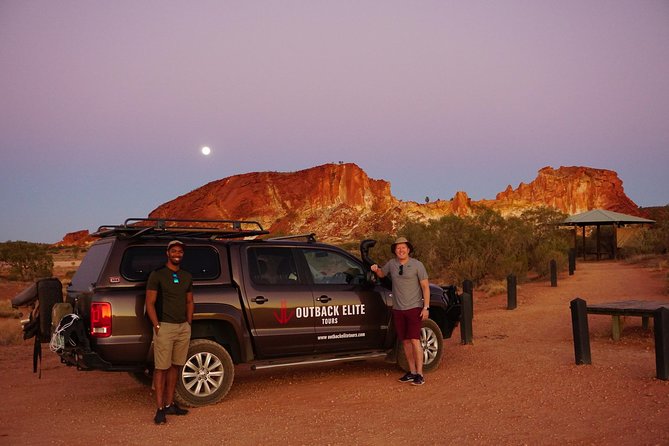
[371,237,430,385]
[145,240,194,424]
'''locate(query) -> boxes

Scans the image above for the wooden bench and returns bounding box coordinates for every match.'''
[586,300,669,340]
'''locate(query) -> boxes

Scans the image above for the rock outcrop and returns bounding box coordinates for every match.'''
[144,163,644,243]
[54,230,93,247]
[58,163,647,245]
[490,166,641,216]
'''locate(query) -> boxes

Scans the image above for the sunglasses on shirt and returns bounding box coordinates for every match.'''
[399,265,404,276]
[172,272,180,284]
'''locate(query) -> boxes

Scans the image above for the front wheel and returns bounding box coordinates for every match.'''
[175,339,235,407]
[397,318,444,373]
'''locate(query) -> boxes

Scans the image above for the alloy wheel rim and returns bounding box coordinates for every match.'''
[181,351,225,397]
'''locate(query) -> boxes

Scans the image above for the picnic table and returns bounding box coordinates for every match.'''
[586,300,669,340]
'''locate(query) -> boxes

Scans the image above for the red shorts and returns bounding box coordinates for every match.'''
[393,308,422,340]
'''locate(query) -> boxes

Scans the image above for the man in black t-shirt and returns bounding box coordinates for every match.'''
[146,240,194,424]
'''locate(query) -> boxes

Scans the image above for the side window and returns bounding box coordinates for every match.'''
[248,247,300,285]
[121,246,221,281]
[303,249,365,285]
[70,242,112,290]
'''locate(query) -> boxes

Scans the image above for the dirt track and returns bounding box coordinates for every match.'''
[1,261,668,445]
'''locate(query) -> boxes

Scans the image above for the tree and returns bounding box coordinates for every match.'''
[0,241,53,280]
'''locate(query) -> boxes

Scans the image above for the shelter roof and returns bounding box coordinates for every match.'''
[561,209,655,225]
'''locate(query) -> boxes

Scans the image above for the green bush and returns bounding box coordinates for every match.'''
[371,206,571,285]
[0,241,53,281]
[640,209,669,254]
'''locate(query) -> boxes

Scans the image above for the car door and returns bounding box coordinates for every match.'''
[241,246,316,358]
[300,248,390,353]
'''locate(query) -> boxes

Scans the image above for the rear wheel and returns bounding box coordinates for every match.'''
[397,319,444,373]
[175,339,234,407]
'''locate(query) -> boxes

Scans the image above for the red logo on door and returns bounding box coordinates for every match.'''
[273,299,295,324]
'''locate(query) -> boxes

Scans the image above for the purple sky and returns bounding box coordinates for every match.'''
[1,1,668,243]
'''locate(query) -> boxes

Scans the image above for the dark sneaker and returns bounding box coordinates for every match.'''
[398,372,416,383]
[154,408,166,425]
[164,402,189,416]
[411,374,425,386]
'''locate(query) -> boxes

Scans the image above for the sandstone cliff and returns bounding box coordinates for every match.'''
[145,163,644,243]
[489,166,640,216]
[57,163,646,245]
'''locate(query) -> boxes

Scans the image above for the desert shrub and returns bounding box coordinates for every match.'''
[519,208,571,278]
[0,299,23,345]
[0,241,53,281]
[0,318,23,345]
[640,211,669,254]
[375,206,571,285]
[478,279,509,297]
[0,299,21,319]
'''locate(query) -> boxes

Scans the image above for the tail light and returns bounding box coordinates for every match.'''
[90,302,112,337]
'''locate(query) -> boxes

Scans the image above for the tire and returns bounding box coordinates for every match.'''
[174,339,235,407]
[397,319,444,373]
[37,278,63,342]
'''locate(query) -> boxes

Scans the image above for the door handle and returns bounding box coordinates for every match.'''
[317,295,331,303]
[253,296,269,304]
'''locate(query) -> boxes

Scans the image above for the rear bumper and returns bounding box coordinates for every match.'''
[58,347,145,372]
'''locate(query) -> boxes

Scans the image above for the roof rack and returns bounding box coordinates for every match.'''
[267,233,317,243]
[92,218,269,240]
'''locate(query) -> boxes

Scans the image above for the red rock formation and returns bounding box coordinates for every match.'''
[149,163,399,241]
[58,163,646,245]
[492,166,643,217]
[55,230,93,247]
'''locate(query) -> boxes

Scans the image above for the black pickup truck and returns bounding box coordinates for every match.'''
[15,218,461,407]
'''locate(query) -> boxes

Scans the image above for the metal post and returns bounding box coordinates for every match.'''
[460,292,473,345]
[550,260,557,287]
[570,298,591,365]
[596,224,601,261]
[568,248,576,275]
[463,279,473,312]
[654,307,669,380]
[507,274,517,310]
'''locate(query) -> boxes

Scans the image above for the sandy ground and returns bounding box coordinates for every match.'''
[1,260,668,445]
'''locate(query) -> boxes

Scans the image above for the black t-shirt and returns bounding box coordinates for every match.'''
[146,266,193,323]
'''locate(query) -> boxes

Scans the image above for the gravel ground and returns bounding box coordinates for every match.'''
[1,260,668,445]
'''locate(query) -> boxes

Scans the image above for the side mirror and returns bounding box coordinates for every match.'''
[360,239,377,267]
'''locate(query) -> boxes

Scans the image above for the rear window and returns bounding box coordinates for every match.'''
[71,242,113,291]
[120,246,221,281]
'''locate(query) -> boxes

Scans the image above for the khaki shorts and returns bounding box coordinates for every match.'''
[154,322,191,370]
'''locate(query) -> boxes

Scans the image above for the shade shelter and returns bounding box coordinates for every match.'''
[560,209,655,260]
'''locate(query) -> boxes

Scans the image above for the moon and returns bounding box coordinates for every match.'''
[201,146,211,156]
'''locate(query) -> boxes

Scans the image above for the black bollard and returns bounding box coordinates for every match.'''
[463,279,473,312]
[460,292,473,345]
[507,274,517,310]
[654,307,669,380]
[570,298,591,365]
[550,260,557,287]
[568,249,576,276]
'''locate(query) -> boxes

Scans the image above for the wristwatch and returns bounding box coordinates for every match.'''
[155,324,160,329]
